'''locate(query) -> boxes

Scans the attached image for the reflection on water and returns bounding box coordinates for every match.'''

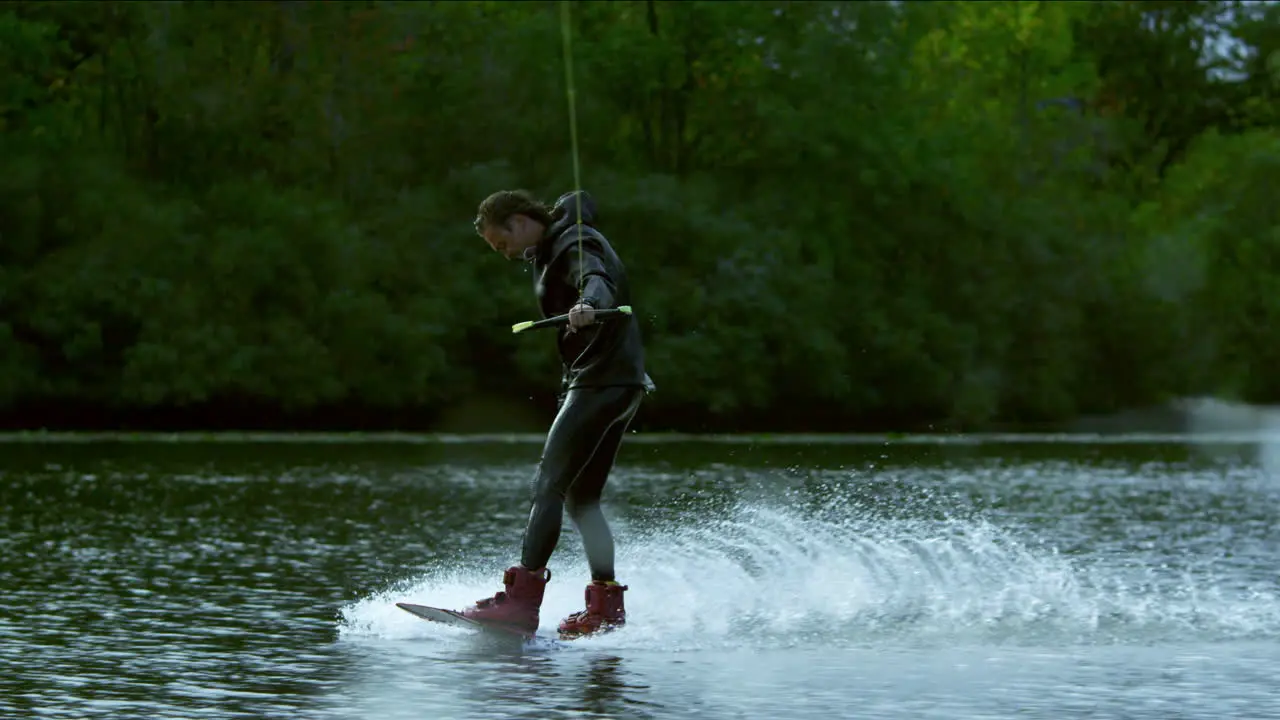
[578,654,657,718]
[2,439,1279,719]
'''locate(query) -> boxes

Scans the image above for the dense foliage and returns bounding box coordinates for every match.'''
[2,1,1278,432]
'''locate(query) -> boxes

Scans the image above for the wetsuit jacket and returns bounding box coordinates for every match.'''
[530,191,655,394]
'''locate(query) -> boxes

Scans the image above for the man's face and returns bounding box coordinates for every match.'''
[480,216,533,260]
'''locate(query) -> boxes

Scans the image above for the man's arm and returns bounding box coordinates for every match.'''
[560,230,617,310]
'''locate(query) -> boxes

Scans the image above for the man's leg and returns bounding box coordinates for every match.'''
[557,387,642,639]
[520,387,637,571]
[565,388,642,581]
[458,387,638,634]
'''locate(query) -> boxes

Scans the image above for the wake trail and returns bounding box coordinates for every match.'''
[339,498,1280,650]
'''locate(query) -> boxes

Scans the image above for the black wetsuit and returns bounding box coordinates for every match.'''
[519,191,654,582]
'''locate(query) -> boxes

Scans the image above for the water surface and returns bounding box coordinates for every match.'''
[2,435,1278,718]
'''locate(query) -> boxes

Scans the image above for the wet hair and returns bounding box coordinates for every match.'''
[474,190,558,235]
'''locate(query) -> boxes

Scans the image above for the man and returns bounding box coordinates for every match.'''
[459,188,654,639]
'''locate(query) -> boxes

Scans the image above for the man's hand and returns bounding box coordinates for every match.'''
[567,302,596,332]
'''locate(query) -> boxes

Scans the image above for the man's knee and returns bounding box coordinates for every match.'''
[531,480,567,508]
[530,457,569,497]
[565,497,601,520]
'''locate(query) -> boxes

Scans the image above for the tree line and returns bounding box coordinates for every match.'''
[2,1,1278,432]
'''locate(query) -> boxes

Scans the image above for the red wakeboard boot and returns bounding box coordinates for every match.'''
[460,565,551,637]
[558,580,628,639]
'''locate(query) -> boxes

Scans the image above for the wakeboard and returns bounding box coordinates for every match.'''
[395,602,534,640]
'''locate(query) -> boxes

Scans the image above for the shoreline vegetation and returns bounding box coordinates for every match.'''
[4,2,1279,436]
[1,397,1277,444]
[3,431,1278,445]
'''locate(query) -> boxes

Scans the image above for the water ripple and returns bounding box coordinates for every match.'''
[3,441,1279,719]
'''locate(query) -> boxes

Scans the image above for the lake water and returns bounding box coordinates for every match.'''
[2,434,1278,719]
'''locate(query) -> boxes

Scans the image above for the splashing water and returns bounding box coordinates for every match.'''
[338,497,1280,651]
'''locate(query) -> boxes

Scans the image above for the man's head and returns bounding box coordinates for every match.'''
[474,190,555,260]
